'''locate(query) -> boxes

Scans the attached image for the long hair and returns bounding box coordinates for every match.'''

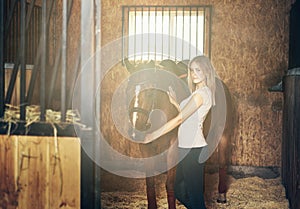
[187,56,216,106]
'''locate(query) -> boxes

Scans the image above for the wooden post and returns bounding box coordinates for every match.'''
[282,1,300,209]
[20,0,26,120]
[80,1,101,208]
[0,0,4,118]
[282,71,300,209]
[40,0,47,121]
[61,0,68,122]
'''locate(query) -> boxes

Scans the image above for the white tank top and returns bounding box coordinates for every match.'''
[178,86,212,148]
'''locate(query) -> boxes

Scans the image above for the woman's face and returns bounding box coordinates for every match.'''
[189,62,206,84]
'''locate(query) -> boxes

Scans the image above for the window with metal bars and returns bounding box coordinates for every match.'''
[122,5,212,62]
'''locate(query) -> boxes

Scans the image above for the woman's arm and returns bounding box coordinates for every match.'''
[142,92,203,144]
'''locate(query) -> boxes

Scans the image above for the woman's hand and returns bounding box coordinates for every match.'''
[141,133,156,144]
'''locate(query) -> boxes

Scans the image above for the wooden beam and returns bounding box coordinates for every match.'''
[0,0,4,117]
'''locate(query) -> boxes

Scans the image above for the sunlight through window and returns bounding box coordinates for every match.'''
[122,6,211,62]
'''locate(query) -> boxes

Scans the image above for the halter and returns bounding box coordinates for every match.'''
[128,85,156,132]
[129,107,151,118]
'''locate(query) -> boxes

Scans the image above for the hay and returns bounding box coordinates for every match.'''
[1,104,84,138]
[101,173,289,209]
[2,104,83,127]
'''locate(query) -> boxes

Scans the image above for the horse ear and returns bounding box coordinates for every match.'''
[123,57,136,73]
[177,60,189,78]
[159,59,179,74]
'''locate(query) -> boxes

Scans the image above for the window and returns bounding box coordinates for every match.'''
[122,5,212,62]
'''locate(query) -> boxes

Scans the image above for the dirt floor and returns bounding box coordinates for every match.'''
[101,171,290,209]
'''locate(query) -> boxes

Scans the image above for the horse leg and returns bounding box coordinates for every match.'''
[217,135,229,203]
[166,167,176,209]
[146,176,157,209]
[145,155,157,209]
[166,141,178,209]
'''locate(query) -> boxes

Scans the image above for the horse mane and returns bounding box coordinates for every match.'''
[123,57,188,78]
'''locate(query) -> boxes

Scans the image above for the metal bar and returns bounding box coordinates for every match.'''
[148,7,150,60]
[141,7,143,60]
[182,7,184,60]
[61,0,67,122]
[6,0,40,104]
[26,0,37,64]
[13,5,17,63]
[134,7,136,61]
[4,0,18,41]
[155,6,157,61]
[203,8,206,56]
[175,7,177,61]
[196,8,199,54]
[5,2,20,104]
[122,6,125,62]
[47,0,74,106]
[189,7,191,59]
[20,0,26,120]
[5,60,19,104]
[39,0,47,121]
[161,7,163,60]
[208,6,212,59]
[168,8,171,59]
[0,0,5,118]
[32,8,36,63]
[26,0,55,104]
[25,0,37,29]
[127,7,130,59]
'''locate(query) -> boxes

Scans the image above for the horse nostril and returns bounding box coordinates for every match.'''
[145,123,151,130]
[128,126,135,139]
[128,127,146,142]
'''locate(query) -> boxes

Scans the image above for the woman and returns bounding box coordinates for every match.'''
[141,55,216,209]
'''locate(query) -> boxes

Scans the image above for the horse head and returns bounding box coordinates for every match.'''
[123,58,189,141]
[124,58,157,140]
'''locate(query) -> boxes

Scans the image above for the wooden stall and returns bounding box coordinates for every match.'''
[0,0,99,209]
[282,73,300,209]
[4,64,32,106]
[281,1,300,209]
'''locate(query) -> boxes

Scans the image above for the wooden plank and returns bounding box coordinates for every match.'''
[4,68,31,106]
[49,137,81,208]
[0,135,18,209]
[0,135,80,209]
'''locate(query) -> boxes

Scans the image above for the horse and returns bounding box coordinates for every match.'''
[124,58,235,208]
[203,76,235,203]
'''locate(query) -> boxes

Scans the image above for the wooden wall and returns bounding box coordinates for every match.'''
[4,65,32,106]
[100,0,290,167]
[0,135,80,209]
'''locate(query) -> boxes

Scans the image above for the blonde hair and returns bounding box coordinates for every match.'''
[188,56,216,106]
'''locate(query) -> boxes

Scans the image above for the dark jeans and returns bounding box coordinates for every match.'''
[174,147,206,209]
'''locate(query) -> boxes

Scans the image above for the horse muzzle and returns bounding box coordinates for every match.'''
[128,126,146,142]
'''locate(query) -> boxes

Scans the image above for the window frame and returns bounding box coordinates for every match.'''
[122,5,212,63]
